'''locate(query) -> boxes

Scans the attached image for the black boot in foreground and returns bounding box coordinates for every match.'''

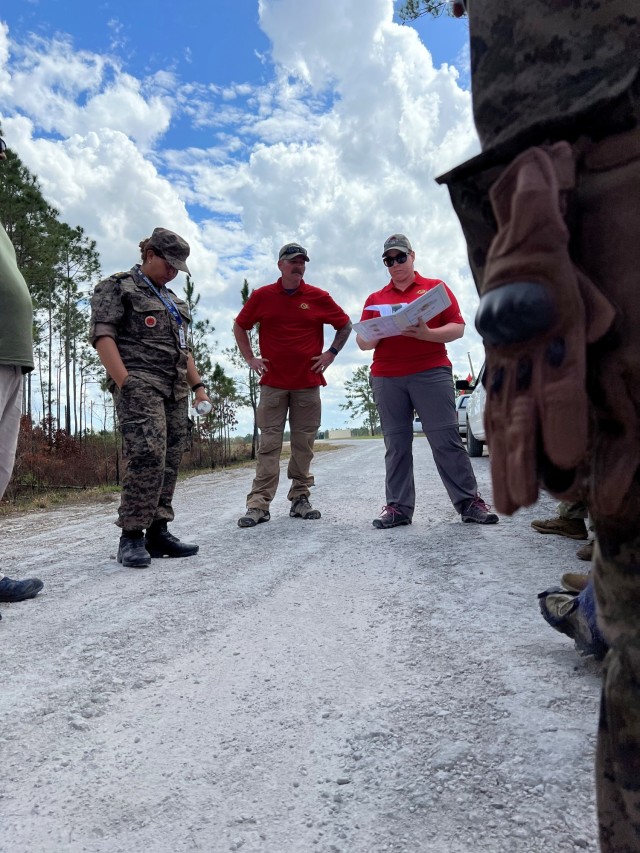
[145,520,199,558]
[117,531,151,568]
[0,575,44,602]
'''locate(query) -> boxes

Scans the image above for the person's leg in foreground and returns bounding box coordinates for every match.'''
[0,365,43,614]
[578,134,640,851]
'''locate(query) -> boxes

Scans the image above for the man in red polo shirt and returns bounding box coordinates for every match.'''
[357,233,498,529]
[233,242,352,527]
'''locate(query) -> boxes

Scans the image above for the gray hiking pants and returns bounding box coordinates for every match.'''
[372,367,478,518]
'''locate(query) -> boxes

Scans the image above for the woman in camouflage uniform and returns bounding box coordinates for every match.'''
[90,227,210,568]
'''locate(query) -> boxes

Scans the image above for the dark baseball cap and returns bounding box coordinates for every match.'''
[382,233,413,256]
[278,242,310,262]
[148,227,191,274]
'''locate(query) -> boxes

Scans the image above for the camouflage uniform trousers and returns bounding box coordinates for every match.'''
[443,127,640,851]
[577,131,640,853]
[114,375,190,531]
[557,501,588,521]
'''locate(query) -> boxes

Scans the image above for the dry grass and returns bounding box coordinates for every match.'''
[0,443,345,517]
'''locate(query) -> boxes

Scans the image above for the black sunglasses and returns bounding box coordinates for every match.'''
[383,252,409,268]
[281,247,307,259]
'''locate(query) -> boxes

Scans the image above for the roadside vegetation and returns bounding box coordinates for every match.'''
[1,137,262,511]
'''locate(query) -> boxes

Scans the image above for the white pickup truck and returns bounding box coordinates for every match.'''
[456,365,487,457]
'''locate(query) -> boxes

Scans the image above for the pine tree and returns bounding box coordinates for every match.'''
[340,365,380,436]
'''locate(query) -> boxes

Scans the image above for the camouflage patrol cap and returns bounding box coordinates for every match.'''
[278,242,310,262]
[382,234,413,256]
[148,227,191,274]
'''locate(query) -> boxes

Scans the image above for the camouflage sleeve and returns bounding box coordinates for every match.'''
[92,322,118,342]
[89,276,126,346]
[468,1,640,154]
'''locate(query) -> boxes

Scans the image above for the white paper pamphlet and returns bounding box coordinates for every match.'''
[353,282,452,342]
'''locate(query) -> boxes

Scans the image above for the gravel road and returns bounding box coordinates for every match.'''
[1,439,600,853]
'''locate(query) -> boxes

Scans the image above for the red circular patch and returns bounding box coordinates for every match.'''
[144,316,157,328]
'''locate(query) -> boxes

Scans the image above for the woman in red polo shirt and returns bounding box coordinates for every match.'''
[357,233,498,529]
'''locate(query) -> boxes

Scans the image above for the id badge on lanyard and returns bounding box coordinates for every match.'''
[138,268,188,349]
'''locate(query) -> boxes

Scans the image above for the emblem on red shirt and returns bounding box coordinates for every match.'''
[299,303,310,310]
[144,316,157,327]
[416,289,426,295]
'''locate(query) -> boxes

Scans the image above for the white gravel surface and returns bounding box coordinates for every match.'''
[1,439,600,853]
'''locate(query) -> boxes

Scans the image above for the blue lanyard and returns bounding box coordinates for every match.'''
[136,265,187,347]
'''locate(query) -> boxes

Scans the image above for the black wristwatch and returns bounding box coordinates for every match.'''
[191,382,206,392]
[328,346,339,356]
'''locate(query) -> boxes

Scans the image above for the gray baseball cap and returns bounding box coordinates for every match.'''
[382,234,413,256]
[279,242,310,262]
[148,227,191,274]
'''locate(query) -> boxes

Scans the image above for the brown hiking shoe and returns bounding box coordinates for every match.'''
[575,542,594,561]
[238,508,271,528]
[289,495,321,519]
[561,572,591,593]
[530,517,588,540]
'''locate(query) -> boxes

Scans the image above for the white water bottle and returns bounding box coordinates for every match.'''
[194,400,212,416]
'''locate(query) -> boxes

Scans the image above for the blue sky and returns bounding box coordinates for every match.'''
[6,1,466,88]
[7,1,272,89]
[1,0,478,433]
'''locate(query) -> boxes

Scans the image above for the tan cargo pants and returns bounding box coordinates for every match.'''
[246,385,321,511]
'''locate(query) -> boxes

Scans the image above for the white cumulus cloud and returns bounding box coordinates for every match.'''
[0,0,483,433]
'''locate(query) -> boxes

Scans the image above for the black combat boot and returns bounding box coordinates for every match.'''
[145,520,199,558]
[117,531,151,568]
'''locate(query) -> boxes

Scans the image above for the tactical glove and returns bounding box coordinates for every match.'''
[476,142,615,515]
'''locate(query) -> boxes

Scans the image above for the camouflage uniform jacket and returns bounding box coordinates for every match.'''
[438,2,640,286]
[89,265,192,400]
[469,0,639,156]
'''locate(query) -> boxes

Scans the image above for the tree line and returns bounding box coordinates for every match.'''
[0,141,253,502]
[1,139,409,504]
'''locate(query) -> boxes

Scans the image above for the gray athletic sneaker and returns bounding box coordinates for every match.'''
[372,505,412,529]
[461,495,499,524]
[238,508,271,528]
[290,495,321,519]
